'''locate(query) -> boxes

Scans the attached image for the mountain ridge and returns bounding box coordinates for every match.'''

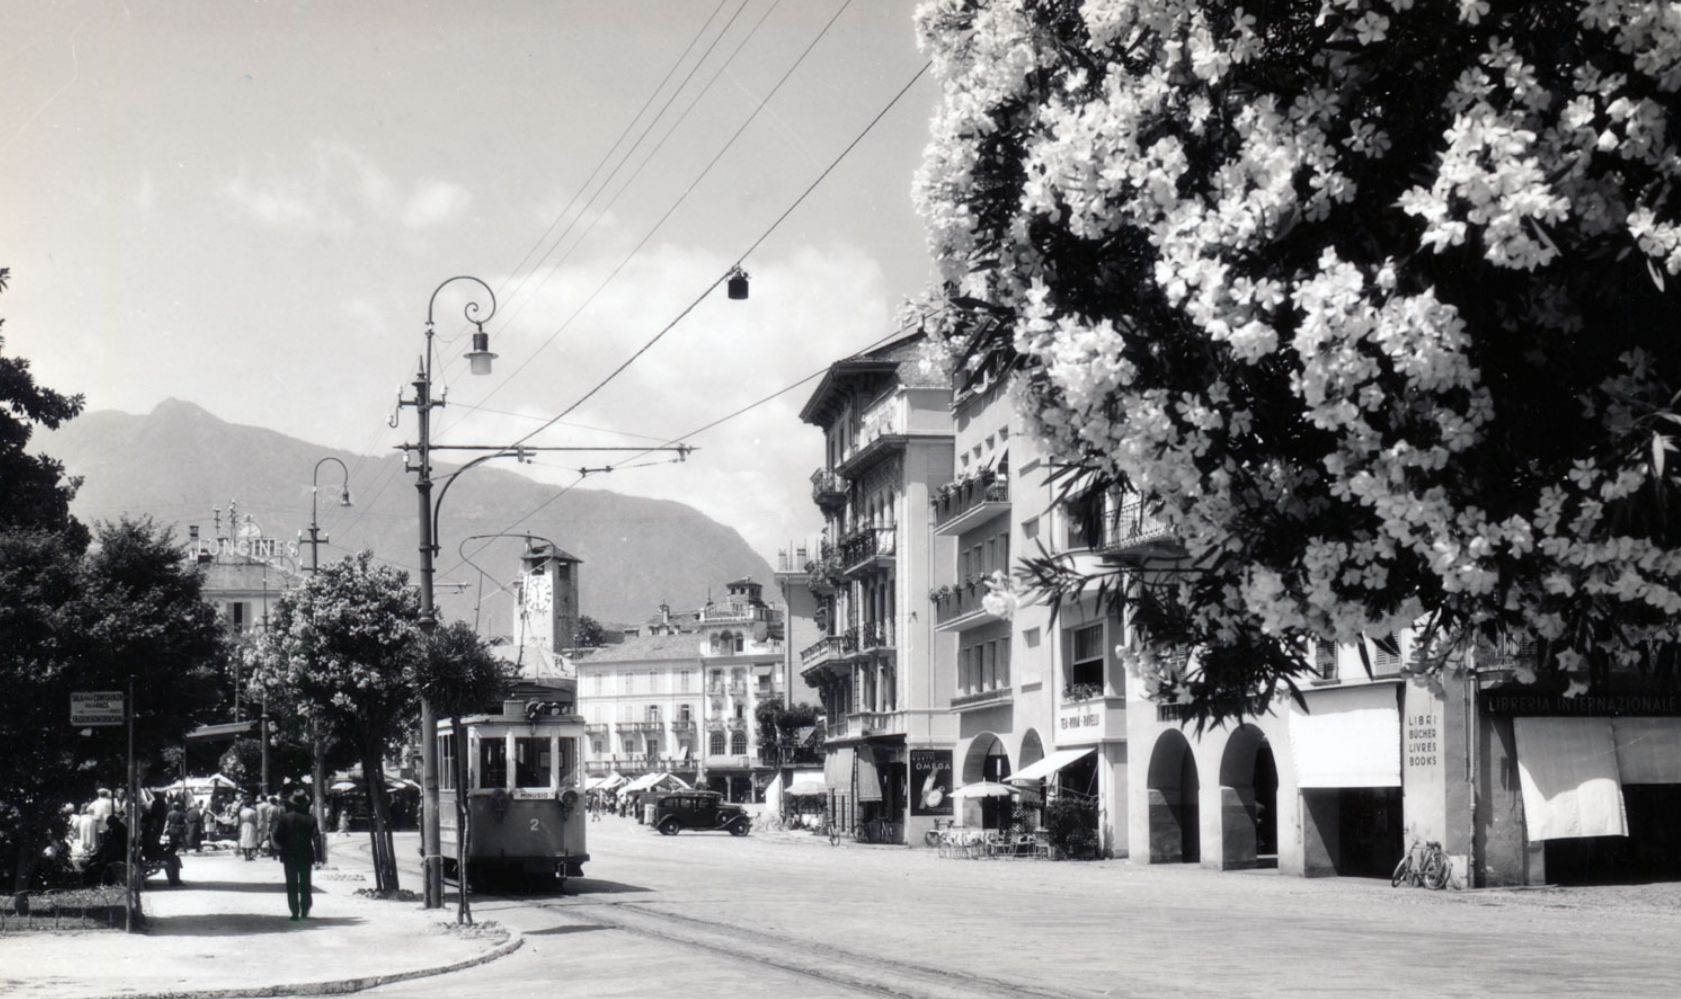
[39,399,775,628]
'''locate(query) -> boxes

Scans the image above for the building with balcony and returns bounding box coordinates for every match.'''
[793,333,957,845]
[933,370,1129,854]
[572,578,784,803]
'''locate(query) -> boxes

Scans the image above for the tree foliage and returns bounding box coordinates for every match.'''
[0,267,89,550]
[0,519,229,888]
[413,620,511,923]
[255,551,421,891]
[915,0,1681,718]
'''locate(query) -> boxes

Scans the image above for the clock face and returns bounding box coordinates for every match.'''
[527,575,552,613]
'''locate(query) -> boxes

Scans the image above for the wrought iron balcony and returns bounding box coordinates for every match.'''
[810,467,849,508]
[859,619,895,651]
[932,583,989,628]
[933,474,1010,536]
[800,632,858,669]
[1098,499,1179,558]
[839,526,895,574]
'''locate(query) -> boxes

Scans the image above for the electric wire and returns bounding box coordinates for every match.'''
[448,0,859,435]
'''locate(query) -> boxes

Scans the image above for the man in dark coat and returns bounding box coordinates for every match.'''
[270,792,317,920]
[184,800,203,851]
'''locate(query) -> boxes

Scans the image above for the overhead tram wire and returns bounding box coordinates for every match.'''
[479,0,787,346]
[433,309,943,584]
[436,56,933,577]
[333,3,740,544]
[443,0,860,437]
[502,51,930,455]
[486,0,763,336]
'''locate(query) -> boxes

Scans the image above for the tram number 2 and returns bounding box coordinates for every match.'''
[530,818,541,833]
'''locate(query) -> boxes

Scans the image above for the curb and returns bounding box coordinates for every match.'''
[68,926,524,999]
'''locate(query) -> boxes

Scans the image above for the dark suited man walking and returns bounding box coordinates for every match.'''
[270,792,318,920]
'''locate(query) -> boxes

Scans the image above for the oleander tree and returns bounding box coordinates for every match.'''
[913,0,1681,720]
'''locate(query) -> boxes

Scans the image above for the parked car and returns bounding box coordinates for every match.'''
[653,791,751,836]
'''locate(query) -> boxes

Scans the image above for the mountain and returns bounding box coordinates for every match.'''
[39,399,775,628]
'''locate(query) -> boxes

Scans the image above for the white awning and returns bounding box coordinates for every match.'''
[856,747,883,803]
[1006,748,1095,784]
[1612,718,1681,784]
[1514,717,1628,842]
[622,771,688,794]
[1288,683,1401,788]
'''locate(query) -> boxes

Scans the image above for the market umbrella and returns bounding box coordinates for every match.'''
[949,781,1021,800]
[785,778,829,798]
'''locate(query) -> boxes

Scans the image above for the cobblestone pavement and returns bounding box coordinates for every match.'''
[359,815,1681,999]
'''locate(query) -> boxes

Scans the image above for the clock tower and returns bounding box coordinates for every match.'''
[513,543,582,677]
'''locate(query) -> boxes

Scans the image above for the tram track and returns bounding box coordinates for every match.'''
[515,894,1126,999]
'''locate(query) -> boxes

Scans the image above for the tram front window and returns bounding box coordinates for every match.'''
[479,738,508,789]
[515,737,551,788]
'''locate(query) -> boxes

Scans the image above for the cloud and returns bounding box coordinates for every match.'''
[217,142,469,235]
[436,238,899,561]
[402,180,472,229]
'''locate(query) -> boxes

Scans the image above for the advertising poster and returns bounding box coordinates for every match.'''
[910,749,953,816]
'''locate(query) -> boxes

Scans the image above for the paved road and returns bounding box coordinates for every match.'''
[353,816,1680,999]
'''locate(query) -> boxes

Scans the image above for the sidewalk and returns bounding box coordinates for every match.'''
[0,844,520,999]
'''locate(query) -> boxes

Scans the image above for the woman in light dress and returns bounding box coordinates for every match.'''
[237,797,260,861]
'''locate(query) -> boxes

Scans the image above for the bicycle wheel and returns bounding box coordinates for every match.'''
[1390,855,1411,888]
[826,823,840,847]
[1424,852,1451,890]
[924,829,941,849]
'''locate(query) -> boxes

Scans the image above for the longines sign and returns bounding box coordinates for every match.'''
[1481,689,1681,717]
[195,538,300,561]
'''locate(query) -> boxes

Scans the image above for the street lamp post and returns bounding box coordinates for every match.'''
[301,457,352,867]
[400,276,499,909]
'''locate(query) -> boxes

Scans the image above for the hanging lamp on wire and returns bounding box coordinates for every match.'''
[726,265,750,300]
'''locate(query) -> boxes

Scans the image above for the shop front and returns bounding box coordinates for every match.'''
[1289,682,1404,878]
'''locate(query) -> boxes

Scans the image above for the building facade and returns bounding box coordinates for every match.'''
[574,580,784,803]
[795,334,957,845]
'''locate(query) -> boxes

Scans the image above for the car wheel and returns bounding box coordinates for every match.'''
[658,818,681,836]
[729,820,750,837]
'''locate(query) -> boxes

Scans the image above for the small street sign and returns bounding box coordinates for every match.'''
[71,691,125,727]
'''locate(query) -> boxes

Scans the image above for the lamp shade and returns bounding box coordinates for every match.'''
[727,269,749,300]
[466,330,497,375]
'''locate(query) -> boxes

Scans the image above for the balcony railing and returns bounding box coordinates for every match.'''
[952,686,1013,710]
[800,632,858,668]
[804,544,844,594]
[1099,499,1178,556]
[810,467,849,507]
[613,721,641,732]
[705,718,727,732]
[584,723,608,735]
[727,681,747,697]
[859,619,895,650]
[840,526,895,573]
[933,474,1010,535]
[670,719,696,733]
[726,718,747,732]
[826,716,851,740]
[933,583,989,627]
[848,711,897,736]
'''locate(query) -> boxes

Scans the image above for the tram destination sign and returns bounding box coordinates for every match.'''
[1481,688,1681,717]
[71,691,125,727]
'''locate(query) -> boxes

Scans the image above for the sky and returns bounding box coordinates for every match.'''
[5,0,941,565]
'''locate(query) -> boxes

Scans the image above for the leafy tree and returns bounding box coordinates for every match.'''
[574,615,610,649]
[754,697,820,766]
[0,519,228,889]
[412,621,511,923]
[915,0,1681,720]
[257,552,421,892]
[0,267,89,550]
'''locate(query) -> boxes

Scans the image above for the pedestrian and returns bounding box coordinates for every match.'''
[89,787,115,824]
[184,800,203,852]
[74,802,102,863]
[237,797,260,861]
[256,794,276,858]
[270,791,317,921]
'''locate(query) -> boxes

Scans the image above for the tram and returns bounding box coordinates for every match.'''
[436,679,588,887]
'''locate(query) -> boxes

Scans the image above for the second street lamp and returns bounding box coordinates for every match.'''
[301,456,352,868]
[399,275,498,909]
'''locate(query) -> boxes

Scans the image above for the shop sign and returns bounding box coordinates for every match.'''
[195,537,300,562]
[1481,689,1681,717]
[72,691,124,727]
[909,750,952,816]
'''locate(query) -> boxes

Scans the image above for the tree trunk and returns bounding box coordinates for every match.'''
[358,743,399,893]
[452,714,472,924]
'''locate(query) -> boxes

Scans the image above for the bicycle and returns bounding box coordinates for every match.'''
[1392,839,1456,890]
[854,817,888,844]
[924,818,952,849]
[823,820,840,846]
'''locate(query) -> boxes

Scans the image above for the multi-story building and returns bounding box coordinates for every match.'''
[935,374,1129,854]
[574,579,784,803]
[191,501,305,636]
[795,333,956,845]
